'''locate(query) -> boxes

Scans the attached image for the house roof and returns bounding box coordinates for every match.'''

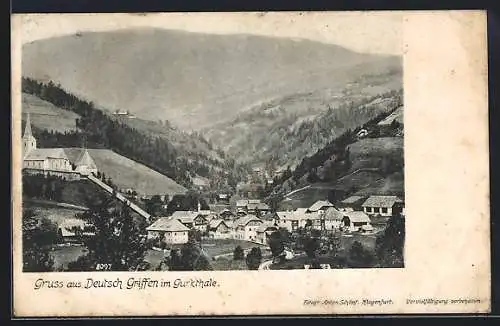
[324,207,344,220]
[25,148,70,161]
[362,196,402,208]
[171,211,202,224]
[308,200,334,212]
[342,211,371,223]
[256,222,278,233]
[248,199,261,204]
[209,219,228,229]
[219,208,234,215]
[341,195,366,204]
[146,217,190,232]
[235,215,262,227]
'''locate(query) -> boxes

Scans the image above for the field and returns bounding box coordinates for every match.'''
[22,93,80,133]
[144,239,268,270]
[348,137,404,171]
[23,200,85,226]
[63,148,187,197]
[50,245,88,270]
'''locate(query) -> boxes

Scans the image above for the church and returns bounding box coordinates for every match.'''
[22,113,98,178]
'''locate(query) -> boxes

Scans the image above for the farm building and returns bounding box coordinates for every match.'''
[233,215,263,242]
[146,217,190,244]
[255,223,279,245]
[361,195,404,217]
[170,211,208,231]
[337,195,367,212]
[341,211,371,232]
[208,219,232,239]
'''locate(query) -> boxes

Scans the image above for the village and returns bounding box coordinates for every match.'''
[21,110,405,271]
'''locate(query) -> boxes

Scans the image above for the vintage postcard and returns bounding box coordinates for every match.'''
[11,11,490,316]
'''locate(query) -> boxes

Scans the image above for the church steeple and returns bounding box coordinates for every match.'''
[23,113,33,138]
[23,113,37,157]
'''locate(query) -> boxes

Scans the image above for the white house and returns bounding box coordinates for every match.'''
[341,211,371,232]
[275,208,315,232]
[208,219,232,239]
[361,195,404,217]
[323,207,344,230]
[233,215,263,241]
[146,217,190,244]
[170,211,208,232]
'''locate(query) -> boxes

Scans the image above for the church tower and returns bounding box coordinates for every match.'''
[23,113,37,157]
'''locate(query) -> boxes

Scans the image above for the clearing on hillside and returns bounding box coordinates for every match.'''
[63,148,188,197]
[22,92,80,133]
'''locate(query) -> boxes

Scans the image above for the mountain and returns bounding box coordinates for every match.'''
[206,77,402,169]
[22,28,400,131]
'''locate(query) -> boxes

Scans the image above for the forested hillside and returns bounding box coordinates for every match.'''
[206,69,402,170]
[266,97,404,208]
[22,77,249,189]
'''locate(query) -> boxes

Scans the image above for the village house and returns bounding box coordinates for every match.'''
[247,200,270,216]
[233,215,263,242]
[337,195,367,212]
[275,208,314,232]
[170,211,208,232]
[323,207,345,231]
[146,217,190,244]
[255,223,279,245]
[307,200,334,214]
[208,219,233,239]
[361,195,404,217]
[341,211,372,232]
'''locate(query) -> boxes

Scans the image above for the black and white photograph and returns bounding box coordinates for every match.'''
[19,13,405,273]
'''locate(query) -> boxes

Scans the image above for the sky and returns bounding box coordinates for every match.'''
[16,12,403,55]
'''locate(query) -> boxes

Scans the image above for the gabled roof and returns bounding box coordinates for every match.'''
[146,217,190,232]
[235,215,262,227]
[209,219,228,229]
[342,211,371,223]
[324,207,344,220]
[25,148,70,161]
[308,200,334,212]
[171,211,203,224]
[340,195,366,204]
[362,196,402,208]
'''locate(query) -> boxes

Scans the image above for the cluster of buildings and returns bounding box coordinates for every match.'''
[145,195,405,246]
[22,113,98,179]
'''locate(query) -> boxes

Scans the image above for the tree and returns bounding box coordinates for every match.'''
[167,249,183,271]
[22,209,56,272]
[348,241,375,268]
[67,195,148,271]
[246,247,263,270]
[179,242,212,271]
[268,231,285,263]
[304,235,320,260]
[375,215,405,267]
[233,245,244,260]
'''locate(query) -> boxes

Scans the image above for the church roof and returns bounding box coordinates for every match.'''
[24,148,69,161]
[75,149,97,168]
